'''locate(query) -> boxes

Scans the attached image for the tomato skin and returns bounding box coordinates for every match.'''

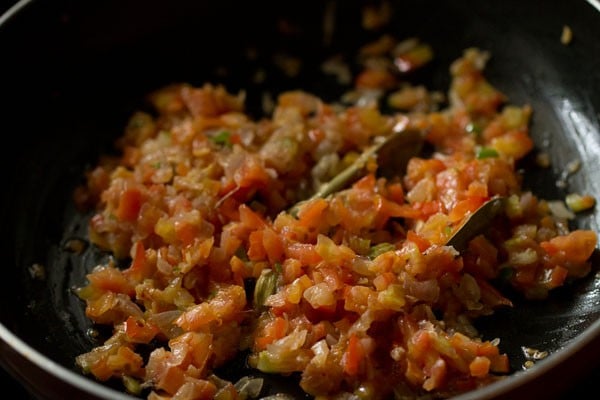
[255,317,289,350]
[469,356,491,377]
[89,346,144,381]
[343,334,365,376]
[122,241,151,283]
[124,316,159,344]
[407,230,430,252]
[543,230,597,263]
[116,188,143,222]
[449,197,486,223]
[175,285,247,331]
[86,265,135,296]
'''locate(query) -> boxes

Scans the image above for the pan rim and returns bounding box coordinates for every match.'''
[0,323,136,400]
[0,0,31,26]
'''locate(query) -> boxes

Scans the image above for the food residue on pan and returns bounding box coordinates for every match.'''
[535,151,551,168]
[521,346,549,361]
[561,25,573,45]
[63,237,88,254]
[566,193,596,213]
[521,346,549,370]
[556,158,582,189]
[28,263,46,281]
[70,30,598,400]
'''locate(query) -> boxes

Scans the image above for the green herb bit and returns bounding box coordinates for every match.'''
[443,225,453,237]
[368,242,396,259]
[211,130,232,147]
[476,146,499,159]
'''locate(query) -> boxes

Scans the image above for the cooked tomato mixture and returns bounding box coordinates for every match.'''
[73,43,597,400]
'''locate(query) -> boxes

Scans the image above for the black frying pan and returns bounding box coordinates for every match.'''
[1,0,600,399]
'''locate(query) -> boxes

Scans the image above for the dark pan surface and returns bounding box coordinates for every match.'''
[1,0,600,399]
